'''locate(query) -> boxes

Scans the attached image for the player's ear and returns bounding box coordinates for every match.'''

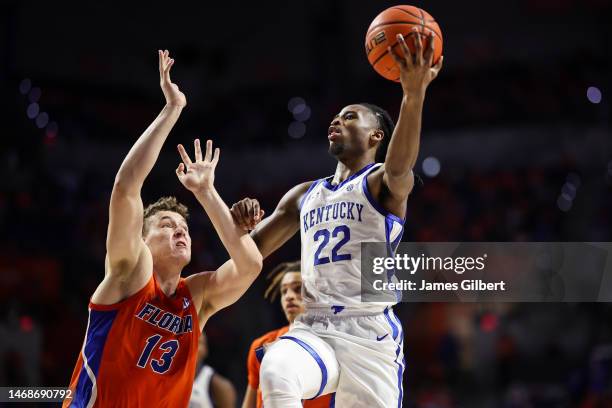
[369,129,384,146]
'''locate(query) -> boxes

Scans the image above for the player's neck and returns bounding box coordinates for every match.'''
[332,157,374,185]
[153,265,182,297]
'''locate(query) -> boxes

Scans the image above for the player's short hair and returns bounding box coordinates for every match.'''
[359,103,395,163]
[264,261,301,302]
[142,196,189,236]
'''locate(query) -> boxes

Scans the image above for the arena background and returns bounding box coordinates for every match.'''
[1,1,611,406]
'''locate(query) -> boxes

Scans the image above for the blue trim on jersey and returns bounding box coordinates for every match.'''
[329,392,336,407]
[384,308,405,408]
[72,309,118,407]
[322,163,377,192]
[385,216,405,302]
[384,307,399,340]
[395,342,405,408]
[360,167,405,225]
[299,180,324,212]
[279,335,328,399]
[255,346,265,363]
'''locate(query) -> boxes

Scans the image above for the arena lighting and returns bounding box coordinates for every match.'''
[19,78,31,95]
[19,79,60,141]
[557,194,572,212]
[422,156,441,177]
[26,102,39,119]
[587,86,602,104]
[288,121,306,139]
[287,96,306,112]
[293,105,311,121]
[561,182,577,200]
[36,112,49,128]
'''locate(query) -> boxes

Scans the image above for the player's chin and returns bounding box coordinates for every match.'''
[328,142,344,157]
[171,249,191,264]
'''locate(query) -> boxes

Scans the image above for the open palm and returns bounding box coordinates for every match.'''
[176,139,220,192]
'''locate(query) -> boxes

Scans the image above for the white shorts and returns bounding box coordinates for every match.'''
[260,307,405,408]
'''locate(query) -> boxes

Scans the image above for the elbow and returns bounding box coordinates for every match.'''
[113,173,139,196]
[385,166,414,180]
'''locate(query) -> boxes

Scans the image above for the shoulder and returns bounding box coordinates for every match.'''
[273,181,318,216]
[286,180,317,203]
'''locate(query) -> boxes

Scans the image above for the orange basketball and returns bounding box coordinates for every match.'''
[365,5,443,82]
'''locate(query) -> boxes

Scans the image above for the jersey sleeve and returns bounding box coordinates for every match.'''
[247,339,261,389]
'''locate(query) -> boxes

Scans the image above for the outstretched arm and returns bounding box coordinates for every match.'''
[369,29,443,215]
[98,51,186,304]
[179,140,263,322]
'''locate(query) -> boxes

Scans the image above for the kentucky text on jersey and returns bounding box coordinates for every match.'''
[136,303,193,334]
[303,201,365,233]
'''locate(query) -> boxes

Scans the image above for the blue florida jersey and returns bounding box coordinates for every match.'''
[299,163,405,313]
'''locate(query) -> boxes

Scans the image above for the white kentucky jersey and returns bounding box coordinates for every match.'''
[299,162,404,313]
[189,364,215,408]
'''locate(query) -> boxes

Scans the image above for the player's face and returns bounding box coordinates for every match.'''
[328,104,380,161]
[144,211,191,267]
[280,271,304,323]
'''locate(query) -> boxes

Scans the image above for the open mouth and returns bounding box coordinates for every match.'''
[176,241,187,248]
[328,126,342,140]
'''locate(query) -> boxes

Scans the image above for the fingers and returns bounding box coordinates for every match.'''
[396,33,412,68]
[431,55,444,76]
[158,50,163,76]
[423,31,435,66]
[177,144,193,167]
[159,49,173,83]
[251,200,261,228]
[412,27,424,66]
[230,198,263,230]
[388,44,404,70]
[211,147,220,166]
[240,199,253,229]
[194,139,202,162]
[176,162,185,178]
[204,140,213,162]
[230,202,249,231]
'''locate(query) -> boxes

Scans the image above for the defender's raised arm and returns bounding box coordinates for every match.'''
[103,50,185,292]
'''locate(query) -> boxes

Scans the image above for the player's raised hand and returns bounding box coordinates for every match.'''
[159,49,186,107]
[389,29,443,95]
[230,198,265,231]
[176,139,219,192]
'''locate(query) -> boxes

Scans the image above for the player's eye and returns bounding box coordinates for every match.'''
[344,113,355,120]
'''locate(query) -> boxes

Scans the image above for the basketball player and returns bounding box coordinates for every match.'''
[190,333,236,408]
[64,50,263,407]
[230,31,443,407]
[242,261,332,408]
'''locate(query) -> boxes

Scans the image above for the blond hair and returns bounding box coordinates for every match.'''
[142,196,189,235]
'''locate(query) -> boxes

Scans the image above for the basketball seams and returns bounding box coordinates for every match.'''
[367,22,443,43]
[390,6,422,20]
[366,6,443,82]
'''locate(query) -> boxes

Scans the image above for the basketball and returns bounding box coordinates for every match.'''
[365,5,443,82]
